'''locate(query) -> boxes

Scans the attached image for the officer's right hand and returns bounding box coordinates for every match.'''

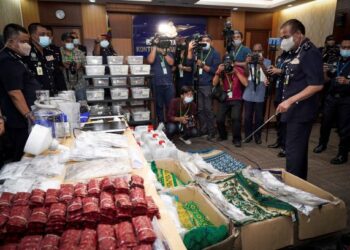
[276,99,293,113]
[188,41,196,51]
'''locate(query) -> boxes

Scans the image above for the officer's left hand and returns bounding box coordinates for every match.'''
[276,99,293,113]
[336,76,350,85]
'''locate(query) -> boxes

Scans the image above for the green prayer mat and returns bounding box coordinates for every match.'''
[151,161,185,188]
[176,200,213,230]
[183,225,228,250]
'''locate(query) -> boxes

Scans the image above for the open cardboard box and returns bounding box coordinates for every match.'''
[153,159,194,188]
[169,186,236,250]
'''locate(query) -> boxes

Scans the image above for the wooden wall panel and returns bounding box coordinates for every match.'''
[20,0,40,29]
[230,11,246,33]
[245,12,273,30]
[0,0,22,32]
[112,38,133,57]
[109,14,133,39]
[81,4,107,40]
[38,2,82,26]
[207,17,225,40]
[333,0,350,42]
[212,40,225,59]
[271,11,281,37]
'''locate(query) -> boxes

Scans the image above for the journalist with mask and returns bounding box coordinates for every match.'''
[187,34,221,140]
[93,34,117,65]
[0,24,41,161]
[229,30,251,68]
[313,35,350,165]
[60,32,87,101]
[213,56,248,147]
[166,86,197,145]
[276,19,324,180]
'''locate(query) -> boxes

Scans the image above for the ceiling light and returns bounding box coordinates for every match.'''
[233,7,238,10]
[195,0,295,9]
[89,0,96,2]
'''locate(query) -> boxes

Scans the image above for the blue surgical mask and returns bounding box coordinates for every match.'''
[39,36,50,47]
[184,96,193,104]
[100,40,109,48]
[65,43,74,50]
[340,49,350,58]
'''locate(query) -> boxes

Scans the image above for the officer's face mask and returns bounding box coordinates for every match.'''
[73,39,80,45]
[100,40,110,48]
[340,49,350,58]
[18,42,32,56]
[65,43,74,51]
[39,36,50,48]
[280,36,295,52]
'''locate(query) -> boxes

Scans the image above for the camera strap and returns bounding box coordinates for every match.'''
[225,73,233,98]
[337,60,350,77]
[233,45,243,60]
[199,48,212,75]
[159,55,168,75]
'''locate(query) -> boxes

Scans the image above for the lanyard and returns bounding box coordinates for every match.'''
[201,48,212,62]
[337,60,350,76]
[180,101,190,117]
[225,73,233,91]
[233,45,243,60]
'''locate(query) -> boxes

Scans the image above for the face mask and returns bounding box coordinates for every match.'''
[39,36,50,47]
[18,42,31,56]
[73,39,80,45]
[233,39,242,46]
[259,52,263,57]
[203,42,210,50]
[184,96,193,104]
[65,43,74,50]
[340,49,350,58]
[100,40,109,48]
[280,36,295,52]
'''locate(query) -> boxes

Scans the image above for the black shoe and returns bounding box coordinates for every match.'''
[268,142,280,148]
[277,150,286,158]
[244,137,252,143]
[255,138,262,145]
[330,155,348,165]
[233,140,241,148]
[313,144,327,153]
[207,132,217,141]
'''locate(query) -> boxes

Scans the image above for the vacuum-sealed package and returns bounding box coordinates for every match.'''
[74,131,129,148]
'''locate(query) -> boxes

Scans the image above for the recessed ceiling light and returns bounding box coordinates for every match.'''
[233,7,238,10]
[89,0,96,2]
[287,4,293,7]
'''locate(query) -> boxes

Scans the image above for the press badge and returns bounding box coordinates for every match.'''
[199,68,203,75]
[227,91,233,99]
[36,67,43,76]
[179,69,184,78]
[161,61,167,75]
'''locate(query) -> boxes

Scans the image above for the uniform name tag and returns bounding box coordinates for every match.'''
[36,67,43,76]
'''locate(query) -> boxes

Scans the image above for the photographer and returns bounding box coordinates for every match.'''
[243,43,271,144]
[187,34,221,140]
[166,86,197,145]
[147,38,175,123]
[93,34,117,65]
[60,32,86,101]
[213,56,248,147]
[175,38,193,95]
[229,30,251,67]
[313,35,350,165]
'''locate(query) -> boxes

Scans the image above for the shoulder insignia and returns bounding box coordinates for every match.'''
[302,41,312,51]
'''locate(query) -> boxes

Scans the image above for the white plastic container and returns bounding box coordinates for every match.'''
[132,108,150,121]
[111,77,127,86]
[86,56,102,65]
[86,89,104,101]
[130,65,150,75]
[127,56,143,65]
[92,78,109,87]
[107,56,124,65]
[109,65,129,76]
[85,65,105,76]
[110,88,129,100]
[129,76,145,86]
[129,100,144,106]
[131,87,150,99]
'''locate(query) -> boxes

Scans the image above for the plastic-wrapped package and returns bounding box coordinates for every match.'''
[114,177,129,194]
[1,178,35,193]
[88,179,101,198]
[100,178,115,193]
[21,155,65,178]
[74,183,88,198]
[74,131,128,148]
[64,158,131,182]
[0,192,14,208]
[132,216,157,244]
[32,180,61,191]
[0,159,30,180]
[65,146,129,162]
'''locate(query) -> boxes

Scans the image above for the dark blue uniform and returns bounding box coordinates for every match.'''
[317,57,350,160]
[282,39,323,179]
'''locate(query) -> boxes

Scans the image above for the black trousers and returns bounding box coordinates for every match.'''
[6,127,29,162]
[274,101,286,150]
[217,100,242,142]
[286,121,313,180]
[197,86,216,135]
[318,95,350,156]
[166,122,198,140]
[244,101,264,140]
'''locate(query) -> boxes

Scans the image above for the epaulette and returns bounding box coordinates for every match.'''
[302,41,312,51]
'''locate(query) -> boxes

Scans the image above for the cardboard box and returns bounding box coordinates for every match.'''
[169,186,235,250]
[280,170,347,240]
[154,160,194,187]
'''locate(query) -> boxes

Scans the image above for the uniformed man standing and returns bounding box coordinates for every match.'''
[276,19,324,179]
[0,24,41,161]
[93,34,117,65]
[25,23,57,96]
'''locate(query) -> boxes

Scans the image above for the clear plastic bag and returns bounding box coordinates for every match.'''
[0,159,31,180]
[74,131,128,148]
[0,178,35,193]
[65,146,129,162]
[21,155,65,178]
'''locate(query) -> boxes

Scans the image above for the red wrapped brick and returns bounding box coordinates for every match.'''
[129,175,144,189]
[0,207,10,228]
[59,184,74,204]
[114,222,137,248]
[130,188,147,216]
[18,235,42,250]
[97,224,116,250]
[146,196,160,219]
[82,197,100,227]
[87,179,101,198]
[12,192,31,206]
[30,189,46,207]
[101,178,115,194]
[78,228,97,250]
[67,197,83,228]
[46,203,66,234]
[0,192,14,208]
[133,245,153,250]
[74,183,88,198]
[132,216,156,244]
[28,207,48,234]
[114,194,131,210]
[40,234,60,250]
[59,229,81,249]
[68,197,83,213]
[0,243,17,250]
[100,192,116,224]
[114,177,129,194]
[6,205,31,233]
[45,189,59,206]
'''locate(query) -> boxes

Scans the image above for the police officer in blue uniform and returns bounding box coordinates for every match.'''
[276,19,324,180]
[313,35,350,165]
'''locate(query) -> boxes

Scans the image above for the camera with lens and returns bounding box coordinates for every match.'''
[146,34,173,49]
[223,20,234,52]
[324,62,337,74]
[249,53,260,65]
[223,56,234,73]
[191,33,207,55]
[69,61,77,75]
[185,115,196,129]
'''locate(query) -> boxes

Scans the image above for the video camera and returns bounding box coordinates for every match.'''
[249,52,260,65]
[146,34,174,49]
[190,33,207,56]
[223,20,234,53]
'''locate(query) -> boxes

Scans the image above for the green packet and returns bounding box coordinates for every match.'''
[151,161,185,188]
